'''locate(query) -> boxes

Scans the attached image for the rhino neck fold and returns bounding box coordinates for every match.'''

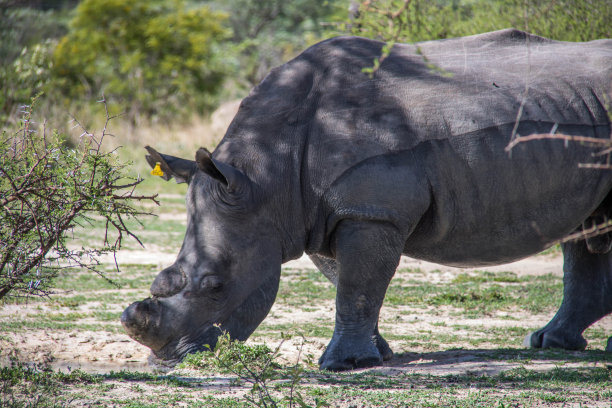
[220,268,281,340]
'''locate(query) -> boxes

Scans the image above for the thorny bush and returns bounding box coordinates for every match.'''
[181,331,327,408]
[0,98,158,300]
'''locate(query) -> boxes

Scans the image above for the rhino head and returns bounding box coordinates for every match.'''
[121,146,281,365]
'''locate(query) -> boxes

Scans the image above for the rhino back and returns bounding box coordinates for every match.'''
[304,29,611,189]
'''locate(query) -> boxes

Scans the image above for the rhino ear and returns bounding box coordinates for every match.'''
[145,146,197,184]
[195,147,250,194]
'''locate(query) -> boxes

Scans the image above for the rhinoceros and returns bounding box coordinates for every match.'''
[122,29,612,371]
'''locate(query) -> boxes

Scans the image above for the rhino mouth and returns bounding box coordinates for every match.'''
[121,297,168,351]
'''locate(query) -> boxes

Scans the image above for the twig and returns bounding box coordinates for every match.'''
[561,221,612,244]
[505,133,611,152]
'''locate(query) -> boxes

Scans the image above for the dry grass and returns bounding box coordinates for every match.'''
[59,99,242,167]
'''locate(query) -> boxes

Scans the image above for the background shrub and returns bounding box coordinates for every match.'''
[52,0,230,123]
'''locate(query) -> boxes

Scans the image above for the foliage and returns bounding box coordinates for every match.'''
[0,4,68,64]
[0,98,158,300]
[207,0,346,89]
[8,41,56,112]
[483,0,612,41]
[0,5,68,124]
[52,0,230,122]
[181,331,326,408]
[349,0,612,44]
[3,0,611,128]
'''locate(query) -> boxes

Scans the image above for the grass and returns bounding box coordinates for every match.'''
[0,363,248,408]
[68,213,188,252]
[1,168,611,407]
[0,320,121,333]
[298,366,612,407]
[276,269,337,306]
[254,322,335,339]
[385,270,562,315]
[52,264,160,291]
[277,268,562,315]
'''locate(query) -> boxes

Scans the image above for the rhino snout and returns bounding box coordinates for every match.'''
[121,298,156,332]
[121,298,168,351]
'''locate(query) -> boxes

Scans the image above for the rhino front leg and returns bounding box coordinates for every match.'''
[309,254,394,362]
[527,239,612,351]
[317,322,394,366]
[319,220,403,371]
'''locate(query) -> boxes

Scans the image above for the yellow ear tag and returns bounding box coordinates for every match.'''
[151,162,164,177]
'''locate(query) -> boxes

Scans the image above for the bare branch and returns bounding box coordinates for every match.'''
[561,222,612,244]
[0,99,157,300]
[505,132,611,152]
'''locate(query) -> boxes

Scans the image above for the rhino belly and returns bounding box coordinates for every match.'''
[402,123,612,267]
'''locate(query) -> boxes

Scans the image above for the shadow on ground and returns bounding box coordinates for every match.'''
[378,348,612,376]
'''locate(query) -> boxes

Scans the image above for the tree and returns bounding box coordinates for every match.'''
[0,99,158,300]
[52,0,230,122]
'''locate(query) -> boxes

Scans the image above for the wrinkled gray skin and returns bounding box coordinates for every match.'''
[122,29,612,371]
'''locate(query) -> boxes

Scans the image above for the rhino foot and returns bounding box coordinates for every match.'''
[319,335,382,371]
[372,331,394,361]
[525,327,587,351]
[318,330,393,368]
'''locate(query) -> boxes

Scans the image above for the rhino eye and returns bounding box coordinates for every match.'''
[200,275,223,292]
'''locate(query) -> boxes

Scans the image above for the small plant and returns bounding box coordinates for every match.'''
[0,361,99,407]
[181,331,327,408]
[0,97,158,300]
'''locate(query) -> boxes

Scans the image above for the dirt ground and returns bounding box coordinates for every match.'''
[2,251,610,378]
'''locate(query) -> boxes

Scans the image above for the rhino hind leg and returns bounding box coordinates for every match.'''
[309,254,394,362]
[528,239,612,351]
[582,213,612,254]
